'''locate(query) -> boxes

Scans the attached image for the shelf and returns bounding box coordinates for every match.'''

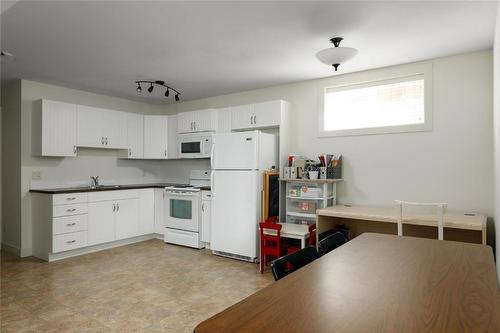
[286,211,316,218]
[279,178,343,183]
[287,196,334,201]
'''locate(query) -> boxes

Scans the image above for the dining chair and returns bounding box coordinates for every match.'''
[317,231,348,256]
[270,246,320,281]
[259,221,284,274]
[395,200,448,240]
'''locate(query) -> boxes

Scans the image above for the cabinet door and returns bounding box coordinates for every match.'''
[126,113,144,159]
[177,111,193,133]
[77,105,106,148]
[231,104,254,130]
[115,198,140,240]
[144,116,168,159]
[253,100,281,128]
[201,199,211,243]
[105,111,128,149]
[167,115,178,159]
[40,100,77,157]
[193,109,216,132]
[88,201,116,246]
[139,189,155,235]
[154,189,165,234]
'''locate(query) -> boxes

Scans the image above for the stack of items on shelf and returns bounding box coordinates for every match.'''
[283,154,342,180]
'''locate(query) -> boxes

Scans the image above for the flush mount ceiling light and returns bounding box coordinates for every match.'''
[316,37,358,71]
[135,80,181,102]
[1,51,15,63]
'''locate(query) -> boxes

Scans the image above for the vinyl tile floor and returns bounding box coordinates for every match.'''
[1,239,274,332]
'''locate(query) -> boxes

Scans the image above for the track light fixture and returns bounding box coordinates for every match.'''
[135,80,181,102]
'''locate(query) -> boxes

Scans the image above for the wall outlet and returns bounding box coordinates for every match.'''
[32,170,42,180]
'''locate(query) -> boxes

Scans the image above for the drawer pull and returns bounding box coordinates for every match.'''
[66,197,77,201]
[66,240,76,244]
[66,208,77,212]
[66,222,76,227]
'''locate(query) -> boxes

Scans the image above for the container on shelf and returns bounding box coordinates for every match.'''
[289,199,320,214]
[287,215,316,225]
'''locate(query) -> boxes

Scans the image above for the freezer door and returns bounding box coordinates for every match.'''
[212,131,258,170]
[211,170,259,259]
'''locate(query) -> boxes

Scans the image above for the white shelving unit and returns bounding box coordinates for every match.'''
[280,178,342,225]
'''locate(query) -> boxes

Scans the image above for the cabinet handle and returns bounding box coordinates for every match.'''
[202,203,205,212]
[101,137,105,145]
[73,146,77,154]
[250,116,253,125]
[112,203,116,212]
[66,222,76,227]
[105,137,108,145]
[66,208,76,212]
[117,203,120,211]
[164,149,167,157]
[66,240,76,244]
[129,149,131,156]
[66,197,76,201]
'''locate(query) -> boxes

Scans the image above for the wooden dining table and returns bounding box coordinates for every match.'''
[194,233,500,333]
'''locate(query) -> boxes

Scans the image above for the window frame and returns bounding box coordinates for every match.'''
[318,63,433,137]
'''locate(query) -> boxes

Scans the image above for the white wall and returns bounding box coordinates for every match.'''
[165,50,494,232]
[17,80,209,256]
[493,6,500,281]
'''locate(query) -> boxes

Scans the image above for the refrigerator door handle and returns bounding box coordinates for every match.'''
[210,142,215,169]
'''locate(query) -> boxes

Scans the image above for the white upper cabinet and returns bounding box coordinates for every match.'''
[34,99,77,157]
[144,115,168,159]
[125,113,144,159]
[77,105,127,149]
[177,109,217,133]
[253,100,282,128]
[231,104,255,130]
[231,100,285,131]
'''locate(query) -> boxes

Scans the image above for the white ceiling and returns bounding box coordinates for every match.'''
[1,1,498,104]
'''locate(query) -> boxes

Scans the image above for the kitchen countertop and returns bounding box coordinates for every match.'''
[30,183,211,194]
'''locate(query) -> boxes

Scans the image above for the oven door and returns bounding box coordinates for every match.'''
[164,192,200,232]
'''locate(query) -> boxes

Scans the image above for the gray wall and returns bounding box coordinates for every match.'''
[493,6,500,281]
[1,81,21,253]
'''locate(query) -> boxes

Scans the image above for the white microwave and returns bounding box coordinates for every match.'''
[178,133,213,158]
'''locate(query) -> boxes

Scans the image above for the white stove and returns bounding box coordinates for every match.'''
[164,170,210,249]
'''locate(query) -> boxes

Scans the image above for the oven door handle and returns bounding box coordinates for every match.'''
[164,191,199,197]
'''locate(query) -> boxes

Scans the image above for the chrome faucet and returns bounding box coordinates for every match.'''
[90,176,100,188]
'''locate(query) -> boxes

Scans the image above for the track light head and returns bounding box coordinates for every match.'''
[165,88,169,97]
[147,83,154,93]
[175,94,180,102]
[136,83,142,93]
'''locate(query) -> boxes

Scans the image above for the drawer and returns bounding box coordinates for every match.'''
[53,215,88,235]
[165,228,201,249]
[53,231,88,253]
[289,199,320,214]
[53,203,88,217]
[88,190,140,203]
[53,192,88,205]
[201,191,212,200]
[287,215,316,225]
[288,184,323,198]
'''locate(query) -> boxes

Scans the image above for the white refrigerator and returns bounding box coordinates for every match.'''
[211,130,277,262]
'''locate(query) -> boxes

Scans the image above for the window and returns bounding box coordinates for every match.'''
[319,69,432,137]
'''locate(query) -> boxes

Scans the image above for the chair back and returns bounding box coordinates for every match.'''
[259,222,282,258]
[308,224,317,246]
[270,246,319,281]
[395,200,447,240]
[318,231,347,256]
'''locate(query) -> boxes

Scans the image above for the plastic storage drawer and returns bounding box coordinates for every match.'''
[289,199,320,214]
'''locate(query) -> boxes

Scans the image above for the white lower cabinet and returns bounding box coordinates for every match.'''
[88,200,116,246]
[32,188,160,261]
[154,188,165,234]
[201,191,212,243]
[115,198,140,240]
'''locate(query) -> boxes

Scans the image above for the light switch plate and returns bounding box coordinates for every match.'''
[32,170,42,180]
